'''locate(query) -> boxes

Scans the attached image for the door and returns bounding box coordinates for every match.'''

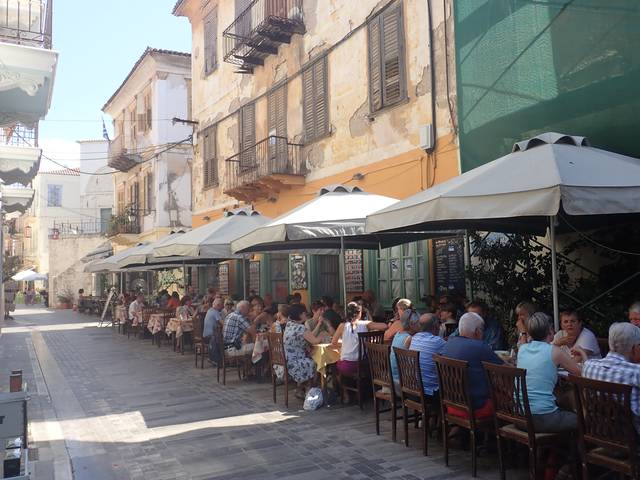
[236,0,252,41]
[100,208,112,234]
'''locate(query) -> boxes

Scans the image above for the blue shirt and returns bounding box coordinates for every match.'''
[390,332,411,385]
[449,316,505,351]
[517,341,558,414]
[442,336,503,409]
[203,308,222,339]
[410,332,446,395]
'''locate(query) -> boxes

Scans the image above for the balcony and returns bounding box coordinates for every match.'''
[51,219,109,238]
[223,0,304,74]
[108,134,140,172]
[0,123,41,185]
[107,210,141,237]
[224,135,305,201]
[0,0,57,128]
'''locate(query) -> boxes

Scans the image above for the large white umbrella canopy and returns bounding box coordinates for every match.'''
[116,230,192,268]
[366,132,640,236]
[84,244,148,273]
[153,208,271,259]
[231,185,402,254]
[12,269,46,282]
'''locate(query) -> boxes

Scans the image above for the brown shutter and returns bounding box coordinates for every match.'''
[302,65,315,142]
[240,104,255,169]
[313,57,328,140]
[268,84,288,169]
[204,7,218,75]
[368,16,383,112]
[381,2,405,106]
[209,125,217,185]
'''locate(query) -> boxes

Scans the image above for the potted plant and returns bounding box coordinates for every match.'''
[56,289,73,309]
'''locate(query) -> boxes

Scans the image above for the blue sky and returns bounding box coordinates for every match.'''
[39,0,191,168]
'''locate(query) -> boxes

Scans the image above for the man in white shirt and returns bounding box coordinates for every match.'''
[128,294,144,326]
[203,297,224,342]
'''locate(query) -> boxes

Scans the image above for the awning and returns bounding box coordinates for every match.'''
[12,269,47,282]
[81,242,113,263]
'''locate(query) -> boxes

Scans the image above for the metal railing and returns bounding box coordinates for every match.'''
[0,123,38,147]
[108,134,139,171]
[224,135,304,192]
[51,219,108,237]
[223,0,304,67]
[107,212,141,236]
[0,0,52,48]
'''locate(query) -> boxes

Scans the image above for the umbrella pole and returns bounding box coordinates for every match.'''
[340,236,347,312]
[549,216,560,331]
[182,262,187,295]
[242,255,247,300]
[464,231,474,300]
[120,272,123,294]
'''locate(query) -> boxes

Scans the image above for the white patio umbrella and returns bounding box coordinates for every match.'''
[12,269,47,282]
[231,185,446,308]
[116,230,192,268]
[366,132,640,328]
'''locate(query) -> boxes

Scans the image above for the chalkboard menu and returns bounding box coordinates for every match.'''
[345,249,364,292]
[218,263,229,296]
[433,237,466,296]
[290,254,308,290]
[249,260,260,295]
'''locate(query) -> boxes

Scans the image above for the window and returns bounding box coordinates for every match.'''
[143,171,153,212]
[317,255,340,301]
[117,188,125,214]
[377,241,427,306]
[129,180,139,211]
[201,124,217,188]
[268,84,287,161]
[368,1,407,113]
[302,56,329,143]
[270,254,289,303]
[47,184,62,207]
[204,7,218,75]
[144,90,152,132]
[239,103,256,170]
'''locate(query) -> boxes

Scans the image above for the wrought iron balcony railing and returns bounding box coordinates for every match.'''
[223,0,304,73]
[108,134,140,172]
[0,123,38,147]
[51,219,109,237]
[107,211,141,237]
[0,0,52,48]
[224,135,304,200]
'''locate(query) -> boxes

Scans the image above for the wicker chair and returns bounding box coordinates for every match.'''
[267,331,289,408]
[395,347,439,455]
[339,330,385,409]
[434,354,494,477]
[366,342,401,442]
[484,362,570,480]
[569,374,639,480]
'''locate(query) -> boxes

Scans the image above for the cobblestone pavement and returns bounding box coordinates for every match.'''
[0,307,527,480]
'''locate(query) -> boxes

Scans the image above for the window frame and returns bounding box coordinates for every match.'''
[203,6,218,76]
[47,184,62,207]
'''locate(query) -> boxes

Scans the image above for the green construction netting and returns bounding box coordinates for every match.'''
[454,0,640,172]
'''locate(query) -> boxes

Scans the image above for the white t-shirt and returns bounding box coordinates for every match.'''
[340,320,370,361]
[554,326,601,359]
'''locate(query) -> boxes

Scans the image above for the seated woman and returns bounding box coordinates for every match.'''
[332,302,388,376]
[271,304,289,333]
[305,301,335,343]
[553,309,601,359]
[384,298,412,343]
[517,312,586,433]
[438,303,458,338]
[279,304,327,399]
[166,292,180,311]
[390,309,420,389]
[176,296,194,321]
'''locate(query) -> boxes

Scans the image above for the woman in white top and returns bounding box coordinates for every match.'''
[331,302,388,376]
[552,309,601,359]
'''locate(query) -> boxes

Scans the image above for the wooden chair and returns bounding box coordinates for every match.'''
[569,375,639,480]
[138,307,155,339]
[366,342,401,442]
[339,330,385,409]
[484,362,569,480]
[192,313,209,369]
[433,354,494,477]
[596,337,609,357]
[215,324,249,385]
[395,347,439,455]
[267,331,289,408]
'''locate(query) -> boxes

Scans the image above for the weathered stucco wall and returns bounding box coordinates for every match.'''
[180,0,459,220]
[48,235,106,304]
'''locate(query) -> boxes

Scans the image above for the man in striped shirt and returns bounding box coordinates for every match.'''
[409,313,446,398]
[582,322,640,433]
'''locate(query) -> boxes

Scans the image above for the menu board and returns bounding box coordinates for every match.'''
[345,249,364,293]
[433,237,466,296]
[249,260,260,295]
[218,263,229,296]
[290,254,307,290]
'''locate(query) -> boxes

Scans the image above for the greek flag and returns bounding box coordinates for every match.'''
[102,117,110,142]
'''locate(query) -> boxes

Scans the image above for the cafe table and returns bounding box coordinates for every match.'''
[147,313,166,335]
[252,332,269,364]
[165,317,194,352]
[311,343,340,388]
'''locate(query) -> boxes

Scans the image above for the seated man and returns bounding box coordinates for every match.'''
[441,312,503,416]
[409,313,446,399]
[222,300,256,357]
[466,300,506,351]
[583,322,640,433]
[128,293,144,326]
[628,302,640,327]
[203,297,224,343]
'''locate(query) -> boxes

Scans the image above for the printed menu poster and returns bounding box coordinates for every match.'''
[345,249,364,292]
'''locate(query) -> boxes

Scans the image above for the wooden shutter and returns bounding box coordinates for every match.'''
[268,84,288,169]
[240,103,255,170]
[368,17,383,111]
[204,7,218,75]
[146,172,153,211]
[302,57,328,143]
[201,125,217,188]
[369,1,406,111]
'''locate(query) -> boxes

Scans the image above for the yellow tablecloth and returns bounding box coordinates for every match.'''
[147,313,166,334]
[311,343,340,377]
[115,305,127,323]
[166,318,193,339]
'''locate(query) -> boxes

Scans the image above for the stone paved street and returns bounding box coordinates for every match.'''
[0,307,527,480]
